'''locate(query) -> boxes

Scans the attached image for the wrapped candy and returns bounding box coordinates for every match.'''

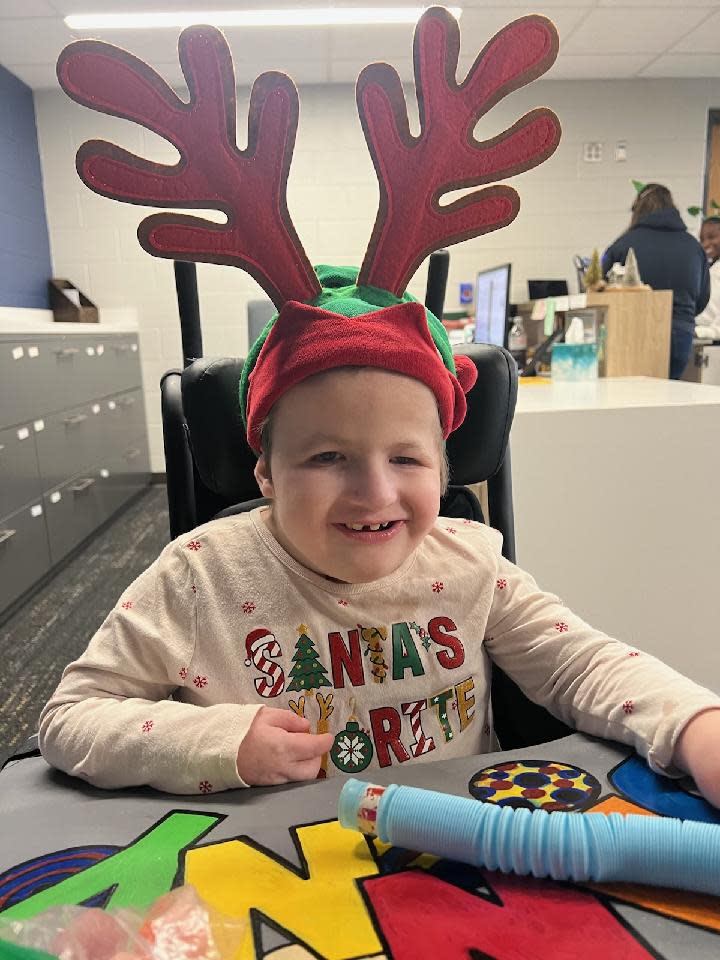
[0,886,245,960]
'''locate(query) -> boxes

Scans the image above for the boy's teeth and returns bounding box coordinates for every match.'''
[346,522,391,531]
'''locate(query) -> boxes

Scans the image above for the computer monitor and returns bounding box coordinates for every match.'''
[473,263,511,347]
[528,279,568,300]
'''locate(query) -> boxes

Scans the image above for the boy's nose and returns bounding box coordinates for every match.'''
[346,463,397,511]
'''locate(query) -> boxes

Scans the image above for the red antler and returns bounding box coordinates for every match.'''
[56,26,321,307]
[357,8,561,296]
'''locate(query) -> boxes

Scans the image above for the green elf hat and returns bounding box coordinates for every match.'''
[56,8,562,451]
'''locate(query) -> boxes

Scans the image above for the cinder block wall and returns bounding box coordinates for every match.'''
[35,77,717,470]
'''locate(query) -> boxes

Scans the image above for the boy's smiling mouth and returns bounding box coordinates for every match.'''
[334,519,405,541]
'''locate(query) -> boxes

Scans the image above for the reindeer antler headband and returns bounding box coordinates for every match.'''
[57,8,561,449]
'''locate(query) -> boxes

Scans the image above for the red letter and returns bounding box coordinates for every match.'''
[401,699,435,757]
[328,629,364,688]
[369,706,410,767]
[363,869,655,960]
[428,616,464,670]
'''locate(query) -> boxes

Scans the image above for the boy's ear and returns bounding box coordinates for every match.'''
[254,454,274,499]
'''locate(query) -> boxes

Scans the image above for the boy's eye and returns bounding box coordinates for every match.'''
[392,456,418,465]
[310,451,343,463]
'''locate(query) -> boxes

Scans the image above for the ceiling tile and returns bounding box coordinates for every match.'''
[548,52,659,78]
[1,1,58,14]
[329,23,415,61]
[639,53,720,76]
[0,18,74,66]
[2,63,58,89]
[561,8,710,54]
[599,0,719,5]
[670,11,720,52]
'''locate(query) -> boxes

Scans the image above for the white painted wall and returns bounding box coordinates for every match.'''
[34,77,718,471]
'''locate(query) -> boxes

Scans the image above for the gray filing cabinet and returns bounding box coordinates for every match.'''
[0,330,151,616]
[681,340,720,386]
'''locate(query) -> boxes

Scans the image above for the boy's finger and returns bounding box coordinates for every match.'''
[265,709,311,733]
[285,731,335,761]
[287,756,325,782]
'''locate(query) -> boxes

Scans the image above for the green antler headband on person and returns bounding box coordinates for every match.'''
[56,7,562,450]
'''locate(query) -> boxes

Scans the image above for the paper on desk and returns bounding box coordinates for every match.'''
[531,299,546,321]
[554,295,569,312]
[544,298,556,336]
[569,294,587,309]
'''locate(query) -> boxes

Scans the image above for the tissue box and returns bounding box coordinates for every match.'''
[551,343,598,381]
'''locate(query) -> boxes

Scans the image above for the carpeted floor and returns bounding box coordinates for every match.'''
[0,484,169,767]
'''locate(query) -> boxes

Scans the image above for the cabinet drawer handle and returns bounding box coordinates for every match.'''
[69,477,95,493]
[119,396,136,407]
[113,343,131,353]
[125,447,141,460]
[63,413,88,426]
[0,529,16,546]
[53,347,80,357]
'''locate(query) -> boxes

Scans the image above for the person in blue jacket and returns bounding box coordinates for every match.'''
[602,184,710,379]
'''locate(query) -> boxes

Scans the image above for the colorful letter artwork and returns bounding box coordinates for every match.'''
[2,752,720,959]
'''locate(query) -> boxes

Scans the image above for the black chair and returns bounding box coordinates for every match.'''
[161,258,572,749]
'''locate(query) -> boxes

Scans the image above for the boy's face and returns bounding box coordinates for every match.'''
[254,368,443,583]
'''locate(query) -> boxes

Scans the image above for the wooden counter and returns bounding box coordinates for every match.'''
[517,289,672,379]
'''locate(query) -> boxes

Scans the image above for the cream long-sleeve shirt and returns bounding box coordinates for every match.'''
[39,509,720,794]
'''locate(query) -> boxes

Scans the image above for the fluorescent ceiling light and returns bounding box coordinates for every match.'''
[66,8,462,30]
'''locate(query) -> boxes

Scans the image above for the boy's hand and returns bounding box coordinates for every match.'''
[236,707,335,786]
[672,708,720,809]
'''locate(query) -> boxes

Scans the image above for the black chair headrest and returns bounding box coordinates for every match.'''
[182,344,517,499]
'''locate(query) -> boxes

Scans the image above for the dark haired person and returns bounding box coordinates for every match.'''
[603,184,710,378]
[695,217,720,339]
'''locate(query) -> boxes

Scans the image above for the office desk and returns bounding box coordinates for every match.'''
[511,377,720,692]
[1,734,719,959]
[516,289,672,378]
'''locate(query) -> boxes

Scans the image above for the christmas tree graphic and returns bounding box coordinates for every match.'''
[287,624,332,692]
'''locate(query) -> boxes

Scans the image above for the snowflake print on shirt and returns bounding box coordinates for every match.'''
[186,539,202,551]
[337,599,349,606]
[432,581,444,593]
[121,600,133,610]
[199,780,213,794]
[242,600,256,614]
[194,675,208,688]
[142,720,153,733]
[628,651,640,657]
[555,621,569,632]
[179,666,188,681]
[623,700,634,715]
[446,527,457,535]
[496,578,507,590]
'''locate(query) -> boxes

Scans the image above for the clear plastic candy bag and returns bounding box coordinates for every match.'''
[0,886,246,960]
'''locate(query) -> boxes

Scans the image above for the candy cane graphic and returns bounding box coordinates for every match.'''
[244,628,285,698]
[402,699,435,757]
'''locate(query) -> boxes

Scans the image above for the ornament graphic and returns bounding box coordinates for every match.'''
[331,719,373,773]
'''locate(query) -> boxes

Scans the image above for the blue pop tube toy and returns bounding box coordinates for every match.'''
[338,779,720,896]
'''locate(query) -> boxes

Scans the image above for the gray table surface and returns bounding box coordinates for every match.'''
[1,733,719,959]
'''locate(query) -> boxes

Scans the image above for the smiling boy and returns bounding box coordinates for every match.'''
[40,271,720,802]
[40,12,720,804]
